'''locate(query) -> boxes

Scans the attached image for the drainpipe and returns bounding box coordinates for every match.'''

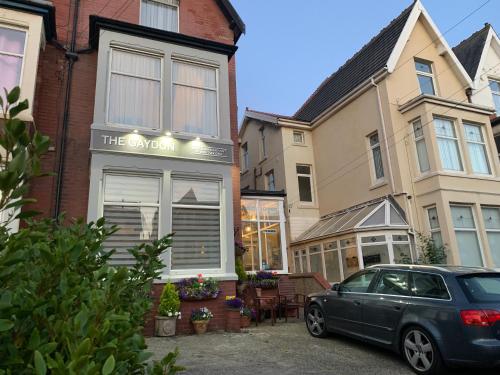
[371,77,395,194]
[465,88,473,103]
[54,0,80,219]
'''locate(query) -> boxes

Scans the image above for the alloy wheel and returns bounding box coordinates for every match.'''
[403,329,434,372]
[307,306,325,336]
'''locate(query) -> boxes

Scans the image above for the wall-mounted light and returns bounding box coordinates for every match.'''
[195,137,201,141]
[165,131,172,137]
[133,129,139,134]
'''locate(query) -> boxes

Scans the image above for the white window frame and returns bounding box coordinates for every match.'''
[463,122,491,175]
[433,117,464,172]
[265,169,275,191]
[450,204,486,267]
[171,58,220,138]
[170,177,223,273]
[415,59,436,96]
[322,240,343,281]
[307,244,323,274]
[140,0,180,32]
[412,119,430,173]
[105,47,164,131]
[0,24,27,107]
[242,142,249,171]
[296,164,314,204]
[481,206,500,267]
[293,130,305,145]
[368,131,385,183]
[489,78,500,114]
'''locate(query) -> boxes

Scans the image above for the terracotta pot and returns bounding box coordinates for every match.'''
[192,320,209,334]
[155,316,177,337]
[240,315,251,328]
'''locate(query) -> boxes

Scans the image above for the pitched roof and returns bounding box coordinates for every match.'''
[293,2,415,122]
[452,24,491,81]
[216,0,246,43]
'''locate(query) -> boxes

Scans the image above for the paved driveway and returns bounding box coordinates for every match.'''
[147,321,498,374]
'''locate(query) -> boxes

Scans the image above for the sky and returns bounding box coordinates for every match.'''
[231,0,500,125]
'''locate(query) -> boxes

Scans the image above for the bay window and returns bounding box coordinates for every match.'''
[107,48,162,129]
[463,123,490,175]
[0,26,26,103]
[481,207,500,267]
[360,235,390,268]
[413,119,430,173]
[102,174,161,266]
[172,61,218,137]
[434,118,463,171]
[141,0,179,32]
[450,205,483,267]
[171,178,221,270]
[241,198,287,272]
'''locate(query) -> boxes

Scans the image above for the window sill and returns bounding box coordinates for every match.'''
[292,143,307,147]
[414,171,500,183]
[296,203,319,210]
[258,157,268,165]
[369,180,388,190]
[155,272,238,283]
[241,169,249,176]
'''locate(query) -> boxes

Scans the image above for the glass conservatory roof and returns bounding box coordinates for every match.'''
[292,197,408,244]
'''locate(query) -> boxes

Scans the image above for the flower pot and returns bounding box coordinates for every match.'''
[192,320,209,334]
[155,316,177,337]
[240,315,251,328]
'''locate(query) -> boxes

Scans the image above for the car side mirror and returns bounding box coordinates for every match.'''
[331,282,340,291]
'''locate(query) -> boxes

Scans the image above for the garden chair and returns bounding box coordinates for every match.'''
[277,278,306,322]
[244,286,278,326]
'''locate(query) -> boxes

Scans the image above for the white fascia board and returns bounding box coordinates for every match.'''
[386,0,472,88]
[472,28,494,87]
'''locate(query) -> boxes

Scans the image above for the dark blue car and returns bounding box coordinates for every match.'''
[305,264,500,374]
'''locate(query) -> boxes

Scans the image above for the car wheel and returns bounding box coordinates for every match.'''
[401,327,445,375]
[306,305,327,338]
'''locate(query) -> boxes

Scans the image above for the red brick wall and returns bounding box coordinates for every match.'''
[145,280,237,336]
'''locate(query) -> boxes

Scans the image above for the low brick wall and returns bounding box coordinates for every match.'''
[289,273,331,296]
[144,280,237,336]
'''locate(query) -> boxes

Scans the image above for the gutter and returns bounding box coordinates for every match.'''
[54,0,80,218]
[371,76,395,194]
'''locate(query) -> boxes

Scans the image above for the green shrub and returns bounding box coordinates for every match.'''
[158,283,181,317]
[417,233,447,265]
[235,258,247,283]
[0,87,184,374]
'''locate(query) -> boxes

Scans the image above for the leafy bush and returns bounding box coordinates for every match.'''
[0,87,183,374]
[417,233,447,265]
[158,283,181,318]
[235,258,247,283]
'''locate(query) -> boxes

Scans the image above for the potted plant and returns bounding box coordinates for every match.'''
[248,271,280,292]
[191,307,213,334]
[155,282,181,337]
[235,258,248,295]
[177,274,221,301]
[240,307,253,328]
[225,296,244,332]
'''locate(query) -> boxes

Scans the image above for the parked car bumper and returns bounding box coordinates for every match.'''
[444,339,500,368]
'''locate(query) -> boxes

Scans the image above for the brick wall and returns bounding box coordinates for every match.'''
[145,280,237,336]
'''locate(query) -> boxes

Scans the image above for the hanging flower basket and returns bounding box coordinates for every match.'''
[248,271,280,289]
[177,275,221,301]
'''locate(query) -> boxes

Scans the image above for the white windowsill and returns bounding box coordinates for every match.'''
[369,180,388,190]
[155,272,238,283]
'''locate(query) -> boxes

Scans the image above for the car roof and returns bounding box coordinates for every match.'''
[368,264,498,275]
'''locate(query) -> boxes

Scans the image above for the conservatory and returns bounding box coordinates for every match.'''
[290,196,414,283]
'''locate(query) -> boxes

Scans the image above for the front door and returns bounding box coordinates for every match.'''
[325,269,378,338]
[362,270,411,345]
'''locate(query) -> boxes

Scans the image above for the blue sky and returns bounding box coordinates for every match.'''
[231,0,500,124]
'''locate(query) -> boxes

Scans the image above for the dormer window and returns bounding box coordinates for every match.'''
[415,59,436,95]
[141,0,179,32]
[489,79,500,114]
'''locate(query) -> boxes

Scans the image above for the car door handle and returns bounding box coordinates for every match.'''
[353,300,361,306]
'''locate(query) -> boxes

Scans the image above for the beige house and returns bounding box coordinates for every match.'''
[240,0,500,281]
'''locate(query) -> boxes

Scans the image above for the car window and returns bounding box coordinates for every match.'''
[340,270,377,293]
[374,271,410,296]
[457,274,500,303]
[412,272,450,300]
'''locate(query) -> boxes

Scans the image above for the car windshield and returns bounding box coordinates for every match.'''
[457,274,500,303]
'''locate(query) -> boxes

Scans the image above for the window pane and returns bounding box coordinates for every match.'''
[241,199,257,221]
[0,27,26,54]
[393,234,409,242]
[324,250,341,282]
[111,50,161,79]
[172,85,217,136]
[493,93,500,114]
[361,235,386,244]
[415,60,432,74]
[413,120,424,138]
[375,271,410,295]
[301,250,307,273]
[341,246,359,279]
[294,253,301,273]
[464,124,484,143]
[458,275,500,303]
[103,205,159,266]
[293,131,304,143]
[296,165,311,174]
[482,207,500,230]
[172,179,219,206]
[324,241,337,250]
[360,205,385,227]
[431,232,443,248]
[298,176,313,202]
[393,244,412,264]
[372,145,384,179]
[486,232,500,268]
[0,55,23,98]
[468,142,490,174]
[390,205,406,225]
[456,231,483,267]
[434,118,456,138]
[260,222,283,270]
[242,222,259,272]
[417,75,435,95]
[361,244,390,268]
[437,138,462,171]
[259,200,280,221]
[451,206,475,229]
[141,0,178,32]
[104,175,160,203]
[416,139,430,172]
[171,207,220,269]
[341,270,377,293]
[412,273,449,299]
[173,62,216,89]
[427,207,440,229]
[309,252,323,274]
[369,133,379,146]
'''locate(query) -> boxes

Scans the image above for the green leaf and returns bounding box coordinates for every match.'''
[5,198,36,210]
[28,328,41,350]
[16,211,40,220]
[0,319,14,332]
[6,86,20,104]
[102,355,115,375]
[9,99,28,118]
[34,351,47,375]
